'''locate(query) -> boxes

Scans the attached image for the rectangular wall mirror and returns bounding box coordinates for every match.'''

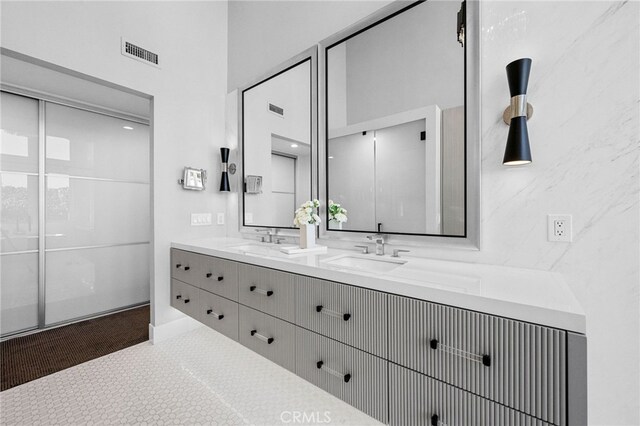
[319,0,479,245]
[240,47,317,230]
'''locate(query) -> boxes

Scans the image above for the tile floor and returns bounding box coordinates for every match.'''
[0,326,380,425]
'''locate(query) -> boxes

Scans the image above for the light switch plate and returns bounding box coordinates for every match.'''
[191,213,212,226]
[217,213,225,225]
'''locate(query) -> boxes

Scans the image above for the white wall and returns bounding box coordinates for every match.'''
[227,0,393,91]
[227,1,640,424]
[1,1,229,338]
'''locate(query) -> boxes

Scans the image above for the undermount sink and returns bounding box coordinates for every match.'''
[322,254,407,273]
[228,242,276,256]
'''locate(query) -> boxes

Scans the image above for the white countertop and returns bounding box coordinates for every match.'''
[171,237,586,334]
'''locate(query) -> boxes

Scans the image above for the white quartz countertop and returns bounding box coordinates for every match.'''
[171,238,586,334]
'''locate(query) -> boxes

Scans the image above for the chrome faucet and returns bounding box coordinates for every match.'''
[366,234,385,256]
[255,228,276,243]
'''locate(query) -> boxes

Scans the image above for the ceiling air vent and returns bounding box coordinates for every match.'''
[268,103,284,118]
[121,38,160,68]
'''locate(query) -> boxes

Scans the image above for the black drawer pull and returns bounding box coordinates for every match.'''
[176,264,182,268]
[176,294,182,300]
[217,276,224,281]
[184,266,190,271]
[430,339,491,367]
[205,273,224,281]
[184,299,190,304]
[431,414,439,426]
[206,309,224,320]
[249,285,273,297]
[315,305,351,321]
[316,360,351,383]
[206,273,212,278]
[250,329,274,344]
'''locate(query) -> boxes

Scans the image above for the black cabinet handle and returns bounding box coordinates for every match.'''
[184,266,190,271]
[176,295,182,300]
[206,309,224,320]
[184,299,190,304]
[316,305,350,321]
[176,264,182,268]
[316,360,351,383]
[250,329,274,344]
[250,285,273,297]
[431,414,439,426]
[206,273,212,278]
[205,273,224,281]
[430,338,491,367]
[217,276,224,281]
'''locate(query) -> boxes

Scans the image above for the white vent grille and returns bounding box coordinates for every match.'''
[268,103,284,117]
[121,38,160,68]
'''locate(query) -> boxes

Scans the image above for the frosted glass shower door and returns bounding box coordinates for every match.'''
[44,103,150,326]
[0,92,40,335]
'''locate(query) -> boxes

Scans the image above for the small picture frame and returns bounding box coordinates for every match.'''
[180,167,206,191]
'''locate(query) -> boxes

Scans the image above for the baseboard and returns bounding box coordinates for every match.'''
[149,316,203,344]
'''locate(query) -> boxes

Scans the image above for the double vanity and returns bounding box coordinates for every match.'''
[170,238,586,426]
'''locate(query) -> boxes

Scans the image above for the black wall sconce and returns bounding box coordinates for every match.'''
[219,147,236,192]
[503,58,533,166]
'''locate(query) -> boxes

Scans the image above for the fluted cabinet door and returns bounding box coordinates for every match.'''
[295,327,388,424]
[389,295,567,426]
[239,305,295,372]
[390,364,553,426]
[238,264,295,322]
[295,276,387,357]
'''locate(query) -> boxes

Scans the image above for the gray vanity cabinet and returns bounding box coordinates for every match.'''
[389,295,567,426]
[296,327,388,424]
[170,279,199,318]
[296,276,388,358]
[169,248,586,426]
[197,290,239,341]
[390,363,553,426]
[194,255,239,301]
[238,264,296,322]
[171,249,200,285]
[238,304,296,372]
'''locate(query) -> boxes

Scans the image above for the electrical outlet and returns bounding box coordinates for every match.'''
[217,213,225,225]
[548,214,572,242]
[191,213,212,226]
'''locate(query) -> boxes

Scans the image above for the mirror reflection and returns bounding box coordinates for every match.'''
[243,58,312,229]
[326,1,466,236]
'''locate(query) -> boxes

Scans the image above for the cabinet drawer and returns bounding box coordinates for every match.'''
[170,279,199,318]
[390,364,553,426]
[197,289,239,341]
[389,295,567,425]
[238,264,295,322]
[170,249,200,285]
[295,327,387,424]
[238,305,295,372]
[296,277,387,357]
[194,256,238,301]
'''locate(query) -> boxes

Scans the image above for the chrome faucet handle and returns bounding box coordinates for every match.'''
[354,245,369,254]
[392,249,410,258]
[274,236,286,245]
[366,234,384,243]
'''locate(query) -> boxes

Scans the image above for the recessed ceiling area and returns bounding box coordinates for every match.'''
[1,52,150,120]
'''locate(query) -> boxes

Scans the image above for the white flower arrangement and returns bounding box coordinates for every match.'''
[328,200,348,223]
[293,199,321,227]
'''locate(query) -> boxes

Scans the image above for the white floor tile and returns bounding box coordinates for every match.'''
[0,327,381,426]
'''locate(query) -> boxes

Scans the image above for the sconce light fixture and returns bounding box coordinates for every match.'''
[503,58,533,166]
[219,147,236,192]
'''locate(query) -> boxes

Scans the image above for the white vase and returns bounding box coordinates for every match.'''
[299,224,316,249]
